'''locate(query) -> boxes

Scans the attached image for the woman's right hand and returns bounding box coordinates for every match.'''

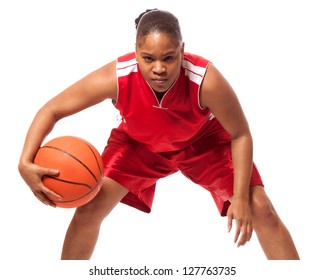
[18,161,62,207]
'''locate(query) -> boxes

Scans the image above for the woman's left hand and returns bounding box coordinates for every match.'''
[227,198,253,247]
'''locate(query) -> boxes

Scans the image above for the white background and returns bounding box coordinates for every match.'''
[1,0,324,279]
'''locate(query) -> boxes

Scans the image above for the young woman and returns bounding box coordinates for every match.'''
[18,9,299,260]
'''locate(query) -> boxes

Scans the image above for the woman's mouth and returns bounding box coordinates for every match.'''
[152,78,168,85]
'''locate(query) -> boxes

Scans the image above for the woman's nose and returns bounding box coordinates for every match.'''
[153,61,166,74]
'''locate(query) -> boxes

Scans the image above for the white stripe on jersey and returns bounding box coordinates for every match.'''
[117,58,138,77]
[182,60,207,85]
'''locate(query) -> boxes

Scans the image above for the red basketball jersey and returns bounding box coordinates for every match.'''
[115,52,219,152]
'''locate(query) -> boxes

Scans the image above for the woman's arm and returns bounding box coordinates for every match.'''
[200,63,253,247]
[18,61,117,206]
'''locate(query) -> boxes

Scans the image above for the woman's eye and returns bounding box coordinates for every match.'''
[164,56,174,62]
[144,57,153,62]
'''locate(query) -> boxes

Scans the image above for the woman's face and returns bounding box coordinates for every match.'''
[136,32,184,93]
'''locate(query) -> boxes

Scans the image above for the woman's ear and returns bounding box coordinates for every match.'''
[135,44,138,61]
[181,42,185,58]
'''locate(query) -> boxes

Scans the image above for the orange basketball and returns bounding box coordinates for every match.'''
[34,136,104,208]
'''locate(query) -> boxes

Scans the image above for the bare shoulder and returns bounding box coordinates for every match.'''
[80,59,118,100]
[44,59,118,117]
[200,63,250,137]
[200,63,235,109]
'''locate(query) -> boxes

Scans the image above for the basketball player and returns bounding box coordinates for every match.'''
[18,9,299,260]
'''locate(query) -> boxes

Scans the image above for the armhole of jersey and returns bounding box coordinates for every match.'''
[114,58,120,107]
[114,54,138,108]
[197,61,211,110]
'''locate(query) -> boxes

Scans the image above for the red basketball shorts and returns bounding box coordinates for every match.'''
[102,128,263,216]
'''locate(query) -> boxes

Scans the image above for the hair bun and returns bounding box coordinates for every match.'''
[135,8,158,29]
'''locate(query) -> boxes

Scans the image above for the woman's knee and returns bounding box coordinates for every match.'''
[250,186,280,228]
[73,177,128,224]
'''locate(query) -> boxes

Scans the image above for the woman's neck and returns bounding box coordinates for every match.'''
[154,90,167,103]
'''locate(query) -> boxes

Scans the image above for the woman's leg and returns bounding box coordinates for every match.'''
[250,186,299,260]
[61,177,128,260]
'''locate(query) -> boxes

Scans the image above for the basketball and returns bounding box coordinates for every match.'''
[34,136,104,208]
